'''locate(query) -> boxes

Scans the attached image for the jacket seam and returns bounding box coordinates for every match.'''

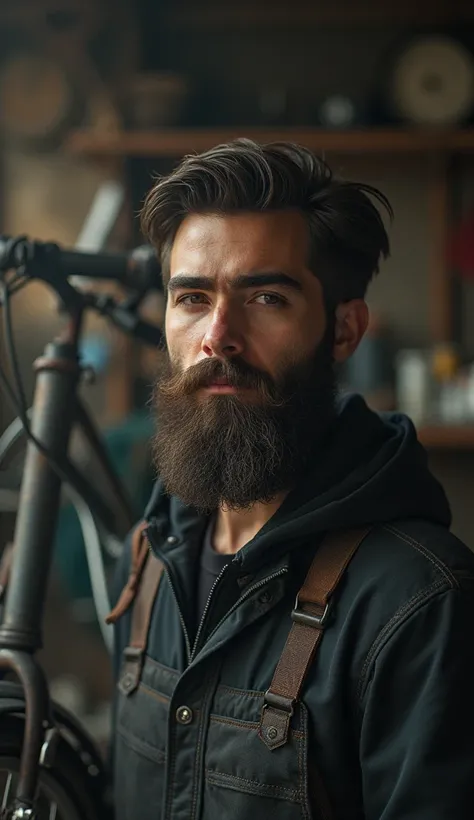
[208,713,304,737]
[217,684,264,698]
[210,715,259,730]
[382,524,458,588]
[357,578,449,703]
[164,721,177,820]
[205,769,300,801]
[139,682,171,706]
[190,670,219,820]
[190,699,207,820]
[298,703,312,820]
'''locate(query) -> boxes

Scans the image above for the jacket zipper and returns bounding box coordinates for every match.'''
[193,566,289,661]
[147,528,288,666]
[189,564,231,663]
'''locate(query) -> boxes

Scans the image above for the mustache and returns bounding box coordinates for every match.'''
[157,357,278,401]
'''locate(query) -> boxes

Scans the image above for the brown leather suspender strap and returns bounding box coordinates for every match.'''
[109,523,367,706]
[106,521,150,625]
[259,527,370,751]
[118,550,164,696]
[105,521,164,697]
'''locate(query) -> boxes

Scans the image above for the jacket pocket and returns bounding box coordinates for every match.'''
[113,658,170,820]
[203,685,314,820]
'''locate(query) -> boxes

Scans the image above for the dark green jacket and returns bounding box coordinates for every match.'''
[112,395,474,820]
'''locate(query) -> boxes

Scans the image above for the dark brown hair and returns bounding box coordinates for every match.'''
[141,138,393,304]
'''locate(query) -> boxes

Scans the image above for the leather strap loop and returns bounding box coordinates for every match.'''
[106,520,164,697]
[118,549,163,696]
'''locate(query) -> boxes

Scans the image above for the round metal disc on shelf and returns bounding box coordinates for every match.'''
[389,35,474,126]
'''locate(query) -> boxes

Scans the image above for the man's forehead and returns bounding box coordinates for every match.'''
[170,211,309,274]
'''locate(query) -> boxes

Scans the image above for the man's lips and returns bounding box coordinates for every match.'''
[203,379,237,393]
[201,377,252,393]
[204,384,238,393]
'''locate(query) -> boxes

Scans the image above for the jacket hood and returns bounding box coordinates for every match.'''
[145,393,451,570]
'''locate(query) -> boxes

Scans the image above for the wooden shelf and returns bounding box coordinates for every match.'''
[418,424,474,450]
[65,127,474,159]
[169,10,474,28]
[167,1,474,28]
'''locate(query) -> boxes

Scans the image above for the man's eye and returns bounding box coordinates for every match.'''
[253,293,287,306]
[177,293,207,305]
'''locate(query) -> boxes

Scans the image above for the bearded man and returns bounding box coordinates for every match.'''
[110,139,474,820]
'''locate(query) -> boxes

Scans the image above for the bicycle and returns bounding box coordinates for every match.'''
[0,235,162,819]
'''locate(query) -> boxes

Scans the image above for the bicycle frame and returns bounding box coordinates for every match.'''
[0,234,161,818]
[0,308,135,818]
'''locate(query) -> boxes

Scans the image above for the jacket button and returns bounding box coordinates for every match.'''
[259,591,273,605]
[167,536,178,545]
[176,705,193,725]
[120,673,135,693]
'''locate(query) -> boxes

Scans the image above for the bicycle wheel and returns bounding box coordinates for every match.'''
[0,717,111,820]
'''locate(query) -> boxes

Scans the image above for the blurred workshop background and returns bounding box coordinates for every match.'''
[1,0,474,753]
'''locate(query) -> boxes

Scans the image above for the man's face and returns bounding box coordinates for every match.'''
[165,210,327,384]
[152,210,338,512]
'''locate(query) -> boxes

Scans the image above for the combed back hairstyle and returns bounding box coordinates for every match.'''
[140,138,393,304]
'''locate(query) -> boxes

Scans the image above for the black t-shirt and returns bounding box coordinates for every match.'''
[196,516,234,624]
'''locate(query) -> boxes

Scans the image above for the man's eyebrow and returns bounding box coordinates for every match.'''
[234,272,303,291]
[167,272,303,293]
[167,275,214,292]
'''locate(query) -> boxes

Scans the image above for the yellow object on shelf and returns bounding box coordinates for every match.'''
[431,343,459,382]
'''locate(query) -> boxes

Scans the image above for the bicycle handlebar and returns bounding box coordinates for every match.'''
[0,234,164,347]
[0,235,162,293]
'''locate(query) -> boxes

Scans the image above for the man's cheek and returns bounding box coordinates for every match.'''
[165,348,185,373]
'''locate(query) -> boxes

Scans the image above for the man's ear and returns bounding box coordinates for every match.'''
[332,300,369,363]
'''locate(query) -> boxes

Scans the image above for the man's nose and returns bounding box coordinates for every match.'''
[201,306,245,359]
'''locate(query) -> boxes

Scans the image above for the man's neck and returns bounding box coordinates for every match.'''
[212,492,289,555]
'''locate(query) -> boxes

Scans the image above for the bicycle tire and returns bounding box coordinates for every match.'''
[0,715,112,820]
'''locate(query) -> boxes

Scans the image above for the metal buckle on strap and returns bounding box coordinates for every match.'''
[123,645,143,662]
[291,596,330,629]
[263,690,295,717]
[119,646,144,696]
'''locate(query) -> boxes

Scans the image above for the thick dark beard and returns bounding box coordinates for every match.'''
[151,338,337,513]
